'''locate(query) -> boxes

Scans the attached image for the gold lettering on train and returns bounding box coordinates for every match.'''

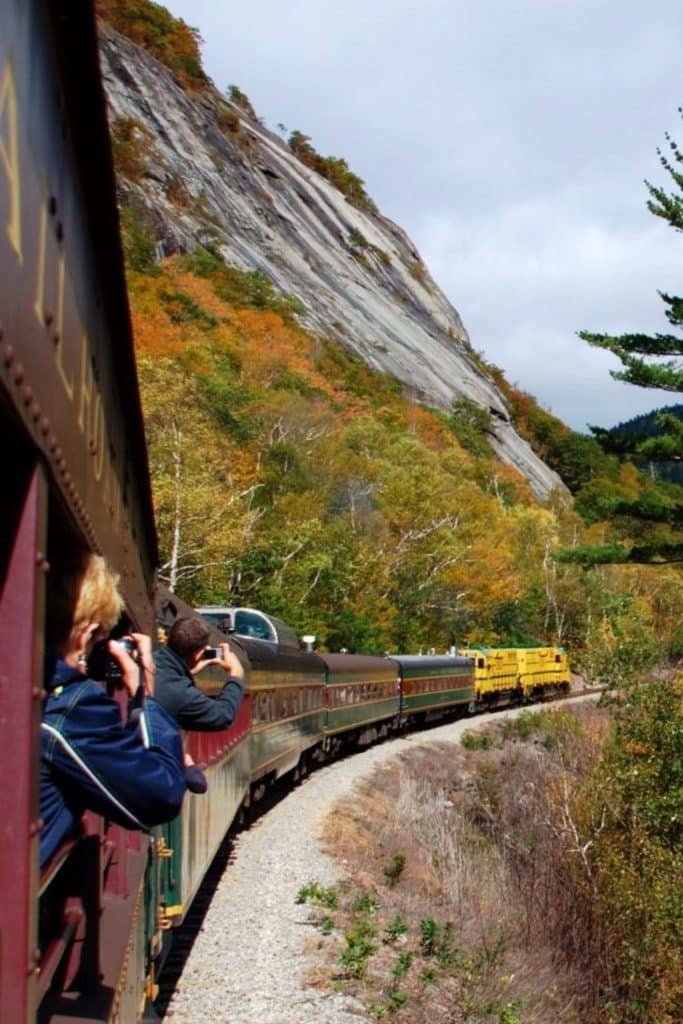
[78,333,94,438]
[53,251,74,400]
[0,46,135,569]
[34,195,75,400]
[0,60,22,263]
[77,335,124,529]
[33,190,48,323]
[92,393,105,481]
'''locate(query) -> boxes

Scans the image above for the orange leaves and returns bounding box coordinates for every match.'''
[127,250,613,647]
[96,1,207,91]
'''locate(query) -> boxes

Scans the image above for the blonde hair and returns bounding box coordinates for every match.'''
[46,551,124,650]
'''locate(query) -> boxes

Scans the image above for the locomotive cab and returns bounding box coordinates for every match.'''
[197,605,301,650]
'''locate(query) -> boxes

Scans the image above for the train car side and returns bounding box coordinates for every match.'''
[1,3,161,1020]
[389,654,476,724]
[460,646,571,705]
[239,639,326,789]
[154,589,252,936]
[197,605,327,789]
[318,653,400,752]
[517,646,571,697]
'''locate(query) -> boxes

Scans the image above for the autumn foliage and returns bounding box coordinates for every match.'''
[96,0,207,89]
[124,253,683,666]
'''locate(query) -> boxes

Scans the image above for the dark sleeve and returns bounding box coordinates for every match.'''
[172,677,244,731]
[41,685,186,829]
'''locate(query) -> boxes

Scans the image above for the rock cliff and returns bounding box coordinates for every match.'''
[99,26,566,499]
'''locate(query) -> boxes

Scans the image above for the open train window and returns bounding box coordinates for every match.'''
[196,605,301,648]
[233,609,276,642]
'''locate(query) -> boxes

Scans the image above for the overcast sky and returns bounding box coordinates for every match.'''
[163,0,681,432]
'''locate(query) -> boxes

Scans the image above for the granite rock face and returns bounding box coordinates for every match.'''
[99,28,566,499]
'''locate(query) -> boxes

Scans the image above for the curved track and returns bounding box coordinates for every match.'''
[158,691,599,1022]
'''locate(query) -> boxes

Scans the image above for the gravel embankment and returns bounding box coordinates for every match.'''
[163,700,591,1023]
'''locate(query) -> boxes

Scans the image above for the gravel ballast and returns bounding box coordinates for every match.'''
[162,701,590,1023]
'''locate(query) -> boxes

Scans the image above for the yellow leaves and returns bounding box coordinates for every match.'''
[128,250,670,651]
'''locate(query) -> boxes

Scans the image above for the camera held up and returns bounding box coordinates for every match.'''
[88,636,137,684]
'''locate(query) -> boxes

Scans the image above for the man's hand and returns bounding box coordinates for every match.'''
[214,644,245,681]
[192,643,244,680]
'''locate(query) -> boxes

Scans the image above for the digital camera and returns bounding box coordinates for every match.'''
[203,647,220,661]
[88,636,137,684]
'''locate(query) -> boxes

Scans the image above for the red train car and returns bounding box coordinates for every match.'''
[0,2,159,1019]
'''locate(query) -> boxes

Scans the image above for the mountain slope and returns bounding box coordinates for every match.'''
[99,23,566,498]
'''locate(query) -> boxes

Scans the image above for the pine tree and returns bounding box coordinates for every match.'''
[570,112,683,564]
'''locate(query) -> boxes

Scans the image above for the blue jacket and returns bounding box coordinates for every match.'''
[154,644,244,731]
[40,656,187,867]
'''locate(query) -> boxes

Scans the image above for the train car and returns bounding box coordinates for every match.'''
[517,645,570,698]
[0,2,162,1020]
[153,589,251,935]
[459,646,521,706]
[197,606,327,789]
[318,653,400,752]
[389,654,476,724]
[459,645,571,704]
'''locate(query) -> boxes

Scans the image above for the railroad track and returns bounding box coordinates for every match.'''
[154,686,602,1019]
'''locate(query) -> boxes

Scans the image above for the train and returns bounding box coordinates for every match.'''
[0,3,570,1021]
[152,596,570,970]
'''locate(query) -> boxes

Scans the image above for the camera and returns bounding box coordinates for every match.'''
[88,636,137,684]
[204,647,220,661]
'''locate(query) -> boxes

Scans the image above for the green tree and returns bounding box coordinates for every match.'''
[573,112,683,564]
[138,355,260,597]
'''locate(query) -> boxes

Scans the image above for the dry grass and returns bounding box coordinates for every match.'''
[305,704,613,1023]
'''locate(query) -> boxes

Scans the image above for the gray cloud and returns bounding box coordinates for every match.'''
[164,0,683,431]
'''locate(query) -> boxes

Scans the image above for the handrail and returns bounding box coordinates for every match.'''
[36,906,84,1001]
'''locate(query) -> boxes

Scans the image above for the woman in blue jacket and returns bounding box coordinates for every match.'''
[40,553,187,867]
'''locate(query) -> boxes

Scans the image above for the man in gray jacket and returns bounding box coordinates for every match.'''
[154,616,245,731]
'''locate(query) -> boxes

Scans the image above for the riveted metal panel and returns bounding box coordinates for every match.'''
[0,0,157,629]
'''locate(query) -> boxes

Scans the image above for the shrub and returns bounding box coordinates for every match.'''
[382,853,406,885]
[576,674,683,1020]
[110,116,150,183]
[295,881,339,909]
[226,84,257,119]
[158,289,218,327]
[118,201,159,275]
[217,108,241,134]
[288,130,378,215]
[96,0,208,90]
[461,728,495,751]
[448,397,494,459]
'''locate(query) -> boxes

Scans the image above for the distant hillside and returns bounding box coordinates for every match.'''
[95,2,566,499]
[608,404,683,484]
[87,2,683,669]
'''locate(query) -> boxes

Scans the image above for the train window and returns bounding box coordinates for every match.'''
[197,610,234,634]
[234,609,276,642]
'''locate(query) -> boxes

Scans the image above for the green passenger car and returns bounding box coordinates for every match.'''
[319,653,400,742]
[389,654,476,723]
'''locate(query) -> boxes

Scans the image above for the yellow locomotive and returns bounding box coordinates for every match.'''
[458,645,571,706]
